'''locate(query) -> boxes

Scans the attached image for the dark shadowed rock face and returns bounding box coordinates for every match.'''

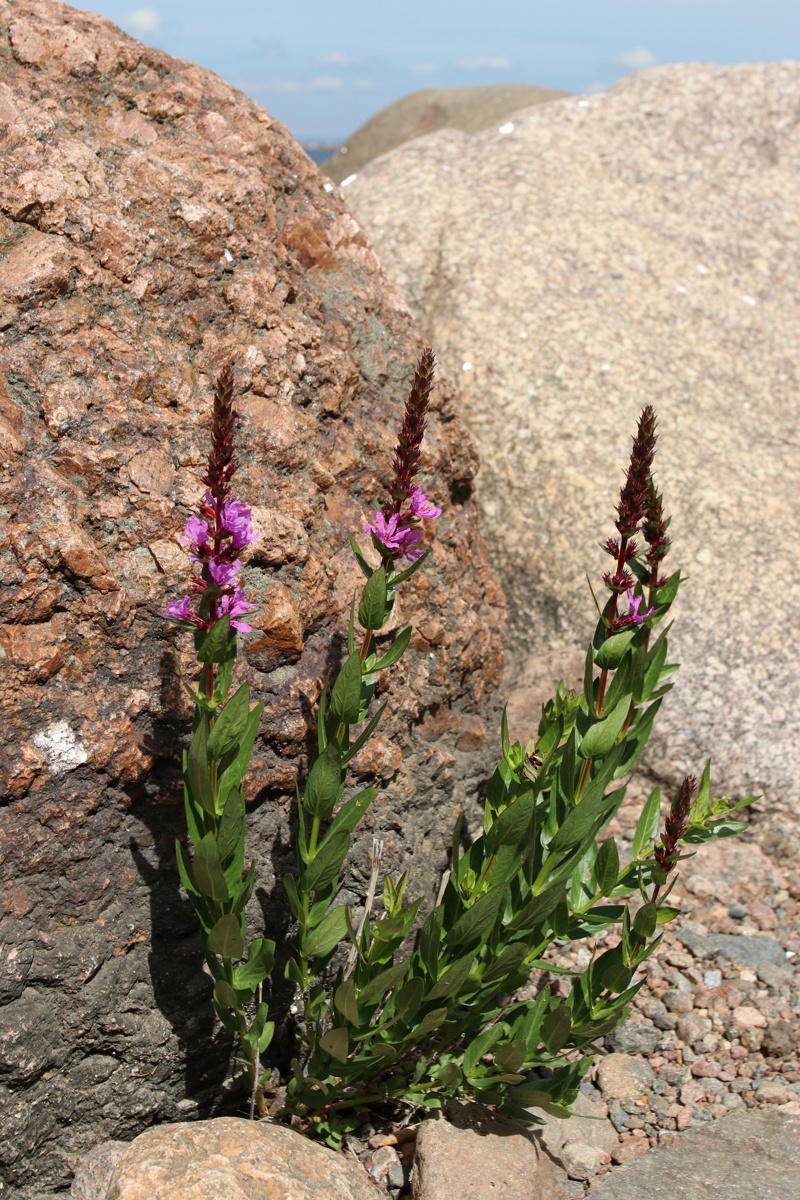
[0,2,504,1194]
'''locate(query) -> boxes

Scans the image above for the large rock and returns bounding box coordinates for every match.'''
[587,1108,800,1200]
[101,1117,380,1200]
[344,63,800,838]
[411,1103,568,1200]
[0,1,503,1195]
[321,83,568,183]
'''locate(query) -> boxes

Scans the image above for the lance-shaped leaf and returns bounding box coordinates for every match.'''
[299,829,350,894]
[633,902,658,938]
[207,912,244,960]
[303,741,343,819]
[234,938,276,990]
[390,549,429,587]
[328,788,377,838]
[349,533,374,579]
[541,1005,571,1054]
[329,652,363,727]
[283,873,303,920]
[578,694,630,759]
[217,786,245,867]
[631,787,662,860]
[463,1025,506,1074]
[197,614,233,664]
[486,791,535,847]
[373,626,412,672]
[216,702,264,810]
[193,833,229,900]
[341,701,387,766]
[358,960,410,1004]
[595,836,620,897]
[594,628,637,669]
[425,952,475,1002]
[187,710,215,815]
[358,567,389,630]
[447,886,506,951]
[303,904,348,958]
[393,976,424,1022]
[418,905,444,979]
[214,979,238,1012]
[207,683,251,760]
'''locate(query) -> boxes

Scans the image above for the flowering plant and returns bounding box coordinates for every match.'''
[163,352,748,1142]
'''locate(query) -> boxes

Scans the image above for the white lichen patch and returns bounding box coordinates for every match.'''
[33,721,89,776]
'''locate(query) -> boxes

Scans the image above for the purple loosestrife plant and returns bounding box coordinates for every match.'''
[162,352,749,1147]
[163,364,274,1118]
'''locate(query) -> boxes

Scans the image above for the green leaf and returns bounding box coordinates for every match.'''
[425,952,475,1002]
[197,615,233,664]
[507,881,565,934]
[187,710,215,815]
[214,979,238,1010]
[232,860,256,915]
[412,1006,448,1040]
[390,550,429,587]
[211,656,235,706]
[216,702,264,809]
[690,759,712,825]
[448,886,506,951]
[349,533,374,579]
[328,788,377,838]
[300,829,350,893]
[334,978,360,1024]
[284,873,303,920]
[595,837,620,897]
[656,905,681,925]
[358,961,410,1004]
[183,772,204,847]
[632,788,662,860]
[512,1086,572,1119]
[480,943,528,987]
[463,1025,506,1074]
[341,701,387,766]
[541,1005,571,1054]
[418,905,444,978]
[373,626,412,671]
[320,1027,349,1063]
[207,913,245,960]
[486,791,535,847]
[633,902,658,938]
[217,786,245,867]
[358,567,389,630]
[234,938,276,990]
[303,741,343,819]
[394,976,425,1022]
[578,694,630,759]
[655,570,681,606]
[207,682,251,760]
[495,1037,527,1074]
[595,629,637,669]
[303,905,348,958]
[193,833,229,900]
[329,652,363,726]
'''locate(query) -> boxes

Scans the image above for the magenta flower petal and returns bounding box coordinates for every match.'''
[179,516,209,549]
[208,558,242,588]
[221,498,257,549]
[409,486,442,520]
[625,586,654,624]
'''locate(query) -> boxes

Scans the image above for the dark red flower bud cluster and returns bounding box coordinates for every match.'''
[201,362,238,505]
[654,774,696,875]
[614,406,657,538]
[384,347,436,516]
[643,476,671,589]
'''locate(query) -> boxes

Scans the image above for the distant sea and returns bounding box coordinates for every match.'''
[301,142,340,166]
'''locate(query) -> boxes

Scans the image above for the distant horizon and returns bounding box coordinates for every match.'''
[84,2,799,141]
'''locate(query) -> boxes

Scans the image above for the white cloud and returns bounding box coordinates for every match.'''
[268,76,344,93]
[125,7,161,35]
[318,51,358,66]
[409,63,436,75]
[457,55,511,71]
[617,47,658,69]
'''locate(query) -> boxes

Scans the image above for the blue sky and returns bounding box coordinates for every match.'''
[86,1,799,141]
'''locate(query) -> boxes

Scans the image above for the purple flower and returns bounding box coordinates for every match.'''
[366,512,406,552]
[208,558,242,588]
[626,587,654,624]
[166,595,192,621]
[409,486,442,520]
[179,516,210,559]
[219,586,256,632]
[221,498,257,550]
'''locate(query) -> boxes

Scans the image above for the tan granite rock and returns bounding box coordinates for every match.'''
[345,62,800,838]
[412,1104,567,1200]
[0,2,504,1195]
[321,83,568,183]
[104,1118,380,1200]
